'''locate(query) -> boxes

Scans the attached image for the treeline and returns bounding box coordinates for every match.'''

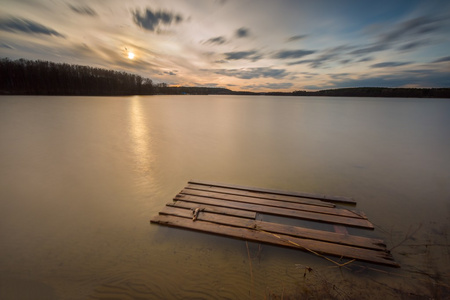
[0,58,156,95]
[1,58,449,98]
[290,87,450,98]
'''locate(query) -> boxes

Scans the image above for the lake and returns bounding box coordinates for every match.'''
[0,95,449,299]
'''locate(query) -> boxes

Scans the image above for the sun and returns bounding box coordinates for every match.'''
[128,52,135,59]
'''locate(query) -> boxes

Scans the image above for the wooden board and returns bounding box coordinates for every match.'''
[186,183,336,208]
[174,194,374,229]
[150,181,398,267]
[189,180,357,205]
[180,188,365,219]
[151,214,399,267]
[159,206,386,251]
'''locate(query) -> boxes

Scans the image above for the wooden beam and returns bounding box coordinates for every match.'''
[180,189,365,219]
[150,214,399,267]
[186,183,335,208]
[159,206,386,251]
[188,180,357,205]
[174,195,374,229]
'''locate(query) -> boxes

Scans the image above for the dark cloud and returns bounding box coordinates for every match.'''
[132,8,183,32]
[350,15,445,56]
[272,49,315,59]
[397,40,428,51]
[204,36,227,45]
[371,61,412,68]
[288,45,353,68]
[235,27,250,38]
[432,56,450,63]
[329,69,450,88]
[207,67,289,80]
[379,16,442,44]
[0,17,65,37]
[286,35,307,42]
[357,57,374,62]
[69,4,97,16]
[242,82,293,90]
[223,50,261,61]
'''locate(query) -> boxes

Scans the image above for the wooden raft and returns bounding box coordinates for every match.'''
[150,180,399,268]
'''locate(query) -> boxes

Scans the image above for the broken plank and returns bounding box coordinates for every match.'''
[179,189,366,219]
[159,206,386,251]
[174,195,374,229]
[166,201,256,219]
[150,214,398,267]
[189,180,357,205]
[186,183,335,208]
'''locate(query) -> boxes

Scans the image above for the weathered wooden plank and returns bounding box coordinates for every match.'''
[166,201,256,219]
[159,206,386,251]
[186,183,335,208]
[150,214,399,267]
[179,189,365,219]
[174,195,374,229]
[188,180,357,205]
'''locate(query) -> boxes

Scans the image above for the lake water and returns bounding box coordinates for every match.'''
[0,95,449,299]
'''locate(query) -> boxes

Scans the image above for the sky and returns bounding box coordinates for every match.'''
[1,0,450,92]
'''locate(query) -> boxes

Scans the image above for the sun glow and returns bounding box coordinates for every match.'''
[128,52,135,59]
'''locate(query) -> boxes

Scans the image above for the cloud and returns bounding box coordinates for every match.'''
[272,49,315,59]
[370,61,412,68]
[235,27,250,38]
[432,56,450,63]
[0,17,65,37]
[223,50,261,61]
[132,8,183,32]
[242,82,293,90]
[357,57,374,62]
[397,40,428,51]
[204,36,227,45]
[207,67,289,79]
[286,35,307,42]
[69,4,97,16]
[329,69,450,88]
[350,15,446,56]
[288,45,353,68]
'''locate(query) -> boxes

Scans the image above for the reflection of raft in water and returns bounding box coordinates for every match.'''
[150,180,399,268]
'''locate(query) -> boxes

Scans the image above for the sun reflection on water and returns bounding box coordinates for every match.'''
[129,96,152,175]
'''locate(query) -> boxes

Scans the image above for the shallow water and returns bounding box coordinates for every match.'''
[0,95,449,299]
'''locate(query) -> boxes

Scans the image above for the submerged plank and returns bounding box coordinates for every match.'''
[150,214,399,267]
[179,189,365,219]
[159,206,386,251]
[189,180,357,205]
[174,195,374,229]
[186,183,335,208]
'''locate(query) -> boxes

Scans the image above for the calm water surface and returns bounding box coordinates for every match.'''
[1,95,449,299]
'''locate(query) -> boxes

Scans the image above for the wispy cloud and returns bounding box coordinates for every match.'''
[286,35,307,42]
[0,17,65,37]
[207,67,289,79]
[223,50,261,61]
[242,82,293,90]
[371,61,411,68]
[272,49,315,59]
[432,56,450,63]
[132,8,183,32]
[68,4,97,16]
[351,15,445,56]
[204,36,227,45]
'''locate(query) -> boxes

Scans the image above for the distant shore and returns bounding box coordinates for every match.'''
[1,58,449,98]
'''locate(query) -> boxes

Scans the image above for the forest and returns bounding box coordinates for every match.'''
[1,58,449,98]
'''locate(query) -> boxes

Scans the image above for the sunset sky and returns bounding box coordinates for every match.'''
[1,0,449,91]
